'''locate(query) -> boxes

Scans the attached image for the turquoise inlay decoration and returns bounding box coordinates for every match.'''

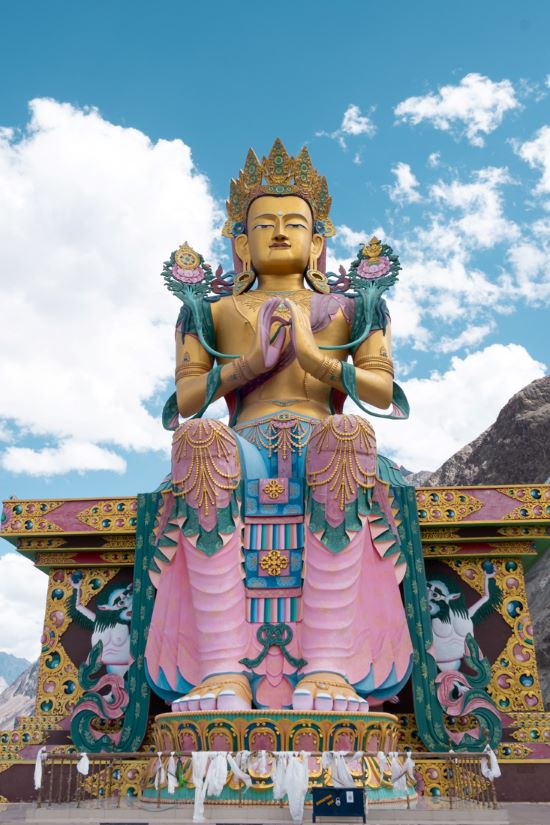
[245,478,304,516]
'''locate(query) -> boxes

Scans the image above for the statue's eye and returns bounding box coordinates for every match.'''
[253,223,274,230]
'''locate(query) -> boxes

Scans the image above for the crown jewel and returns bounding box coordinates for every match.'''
[222,138,335,239]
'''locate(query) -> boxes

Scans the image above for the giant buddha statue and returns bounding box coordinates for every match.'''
[144,139,413,715]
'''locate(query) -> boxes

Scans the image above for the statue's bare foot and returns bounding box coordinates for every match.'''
[171,674,252,712]
[292,672,369,713]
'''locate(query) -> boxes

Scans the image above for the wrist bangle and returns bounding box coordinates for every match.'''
[312,356,341,382]
[234,357,256,384]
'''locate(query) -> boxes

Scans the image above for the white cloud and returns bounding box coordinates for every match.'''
[316,103,376,149]
[0,552,48,659]
[2,440,127,476]
[436,322,494,353]
[386,256,504,350]
[0,99,221,475]
[506,240,550,302]
[428,152,441,168]
[545,74,550,89]
[341,104,376,137]
[347,344,546,471]
[388,162,421,204]
[395,73,520,147]
[428,167,519,248]
[380,167,519,345]
[330,161,528,352]
[514,125,550,196]
[533,217,550,237]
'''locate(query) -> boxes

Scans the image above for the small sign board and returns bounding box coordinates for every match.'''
[312,786,366,822]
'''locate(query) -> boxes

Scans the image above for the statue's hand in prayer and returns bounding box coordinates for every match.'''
[244,296,290,377]
[285,298,323,376]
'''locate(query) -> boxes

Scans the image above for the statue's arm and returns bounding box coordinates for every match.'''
[350,327,394,409]
[176,333,255,418]
[287,301,393,410]
[175,332,215,418]
[175,305,273,418]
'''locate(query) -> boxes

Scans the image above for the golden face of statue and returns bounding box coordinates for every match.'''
[235,195,324,277]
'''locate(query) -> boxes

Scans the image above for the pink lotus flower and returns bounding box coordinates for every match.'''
[357,256,391,279]
[172,264,204,284]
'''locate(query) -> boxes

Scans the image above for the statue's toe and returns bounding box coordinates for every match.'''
[199,692,216,711]
[333,694,348,711]
[292,688,313,710]
[217,689,250,711]
[358,697,370,713]
[314,691,333,711]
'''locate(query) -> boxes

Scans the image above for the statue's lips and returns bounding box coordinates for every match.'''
[270,243,291,249]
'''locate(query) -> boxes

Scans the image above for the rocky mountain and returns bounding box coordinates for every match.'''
[0,659,38,729]
[419,376,550,487]
[0,651,31,688]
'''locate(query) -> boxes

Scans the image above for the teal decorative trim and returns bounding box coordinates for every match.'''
[70,492,159,752]
[340,362,410,421]
[162,392,179,431]
[319,240,401,352]
[192,365,223,419]
[377,454,408,487]
[161,249,239,360]
[307,486,402,559]
[395,485,450,751]
[240,623,307,670]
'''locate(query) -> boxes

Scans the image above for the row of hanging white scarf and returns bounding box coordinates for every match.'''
[33,746,89,790]
[33,746,500,823]
[188,749,414,822]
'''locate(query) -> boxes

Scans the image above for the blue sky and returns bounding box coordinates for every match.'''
[0,1,549,655]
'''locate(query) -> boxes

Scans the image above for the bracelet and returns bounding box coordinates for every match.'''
[175,362,209,381]
[234,357,256,384]
[355,356,394,376]
[312,356,341,382]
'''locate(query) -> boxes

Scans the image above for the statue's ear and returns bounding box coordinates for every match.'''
[234,233,249,264]
[311,232,324,259]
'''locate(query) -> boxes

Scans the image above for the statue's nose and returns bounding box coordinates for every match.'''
[273,217,288,239]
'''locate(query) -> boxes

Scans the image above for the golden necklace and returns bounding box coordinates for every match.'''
[232,289,312,326]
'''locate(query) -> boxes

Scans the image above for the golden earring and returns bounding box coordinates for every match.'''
[233,259,256,295]
[305,255,330,294]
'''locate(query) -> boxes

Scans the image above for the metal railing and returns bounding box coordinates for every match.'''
[35,749,498,811]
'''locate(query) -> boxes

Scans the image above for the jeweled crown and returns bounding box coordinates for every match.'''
[222,138,335,239]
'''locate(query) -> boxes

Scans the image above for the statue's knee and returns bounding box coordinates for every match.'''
[171,419,241,493]
[307,414,377,474]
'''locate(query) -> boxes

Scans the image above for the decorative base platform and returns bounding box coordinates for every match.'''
[143,709,416,807]
[153,709,401,753]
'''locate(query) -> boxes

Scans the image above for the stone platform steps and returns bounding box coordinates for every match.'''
[4,800,509,825]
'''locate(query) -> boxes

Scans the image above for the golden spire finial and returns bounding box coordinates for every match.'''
[222,138,335,239]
